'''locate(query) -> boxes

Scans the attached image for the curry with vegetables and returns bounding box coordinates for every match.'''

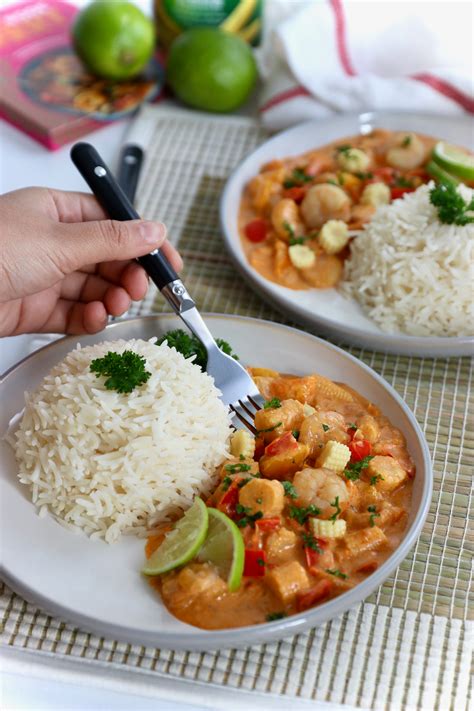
[239,129,439,290]
[144,368,415,629]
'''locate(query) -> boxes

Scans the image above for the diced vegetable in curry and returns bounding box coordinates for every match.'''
[144,369,415,629]
[239,129,438,290]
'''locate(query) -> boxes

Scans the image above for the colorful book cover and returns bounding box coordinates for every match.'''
[0,0,163,150]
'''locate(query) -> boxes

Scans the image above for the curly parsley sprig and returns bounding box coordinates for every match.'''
[90,351,151,394]
[429,183,474,226]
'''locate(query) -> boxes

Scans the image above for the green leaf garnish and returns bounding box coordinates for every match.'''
[264,397,281,410]
[368,505,380,527]
[90,351,151,394]
[301,532,323,552]
[289,504,320,524]
[326,568,348,579]
[429,183,474,225]
[282,481,298,499]
[156,329,239,370]
[344,455,374,481]
[329,496,341,522]
[225,463,252,474]
[266,611,287,621]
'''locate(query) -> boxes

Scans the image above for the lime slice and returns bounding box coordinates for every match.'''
[142,498,208,576]
[426,160,460,186]
[197,508,244,592]
[432,142,474,181]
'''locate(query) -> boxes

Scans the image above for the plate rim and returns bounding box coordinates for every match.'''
[0,314,433,650]
[219,111,474,356]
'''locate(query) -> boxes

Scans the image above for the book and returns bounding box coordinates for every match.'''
[0,0,163,150]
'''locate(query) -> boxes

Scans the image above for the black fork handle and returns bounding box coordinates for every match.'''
[70,142,177,290]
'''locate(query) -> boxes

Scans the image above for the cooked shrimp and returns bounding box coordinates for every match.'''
[293,467,350,516]
[271,198,304,240]
[386,132,426,170]
[301,184,351,229]
[299,411,350,457]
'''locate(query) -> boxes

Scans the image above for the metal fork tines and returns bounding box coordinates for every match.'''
[229,395,264,434]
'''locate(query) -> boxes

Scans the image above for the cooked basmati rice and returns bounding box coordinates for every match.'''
[341,183,474,337]
[13,338,232,543]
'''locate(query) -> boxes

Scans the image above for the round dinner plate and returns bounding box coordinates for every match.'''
[220,112,474,357]
[0,315,432,650]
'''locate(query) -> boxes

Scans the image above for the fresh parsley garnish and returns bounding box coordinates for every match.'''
[393,176,413,188]
[322,423,330,432]
[235,504,263,528]
[289,236,307,246]
[429,183,474,226]
[370,474,384,486]
[368,505,380,527]
[282,481,298,499]
[90,351,151,394]
[238,478,253,488]
[355,171,373,180]
[264,397,281,410]
[348,423,358,431]
[326,568,348,579]
[289,504,320,524]
[344,455,374,481]
[329,496,341,522]
[222,476,232,491]
[336,144,352,155]
[301,532,323,552]
[292,429,300,440]
[156,329,239,370]
[283,221,296,239]
[257,557,266,566]
[239,454,245,461]
[225,463,252,474]
[256,422,282,435]
[266,612,287,621]
[283,168,312,188]
[401,135,412,147]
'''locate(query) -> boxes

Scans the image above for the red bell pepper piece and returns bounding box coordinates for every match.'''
[256,517,281,532]
[265,431,298,457]
[254,436,265,461]
[244,219,269,243]
[217,481,239,516]
[390,186,415,200]
[372,167,396,183]
[304,538,326,567]
[282,186,306,203]
[243,549,267,577]
[296,579,332,611]
[349,439,372,462]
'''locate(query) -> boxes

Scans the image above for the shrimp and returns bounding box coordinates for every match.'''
[299,411,350,456]
[293,467,350,517]
[300,184,351,229]
[386,132,426,171]
[271,198,304,240]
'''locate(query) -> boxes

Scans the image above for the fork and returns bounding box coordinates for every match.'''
[70,142,263,424]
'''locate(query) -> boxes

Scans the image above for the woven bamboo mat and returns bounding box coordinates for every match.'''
[1,107,472,711]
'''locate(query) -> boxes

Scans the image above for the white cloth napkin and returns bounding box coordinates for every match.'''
[258,0,474,131]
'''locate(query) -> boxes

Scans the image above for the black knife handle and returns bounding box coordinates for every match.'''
[70,142,178,290]
[117,143,143,204]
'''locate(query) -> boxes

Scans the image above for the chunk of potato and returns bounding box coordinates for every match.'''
[238,478,285,517]
[259,442,310,480]
[266,527,299,565]
[367,455,407,492]
[265,561,310,604]
[254,398,305,443]
[343,526,387,557]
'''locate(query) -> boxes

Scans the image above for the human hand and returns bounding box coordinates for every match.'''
[0,187,182,337]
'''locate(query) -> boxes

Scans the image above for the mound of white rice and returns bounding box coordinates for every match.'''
[13,338,232,543]
[341,183,474,337]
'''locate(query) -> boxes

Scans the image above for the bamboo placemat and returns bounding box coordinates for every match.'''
[1,106,472,711]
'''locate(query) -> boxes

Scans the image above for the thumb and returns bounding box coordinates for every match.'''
[55,219,167,271]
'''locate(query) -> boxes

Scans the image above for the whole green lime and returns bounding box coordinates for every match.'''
[167,28,257,113]
[72,1,155,81]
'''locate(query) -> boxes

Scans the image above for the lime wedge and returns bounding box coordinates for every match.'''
[142,498,208,576]
[426,160,460,186]
[432,142,474,181]
[197,508,244,592]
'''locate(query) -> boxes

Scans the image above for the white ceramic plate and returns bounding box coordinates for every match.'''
[0,315,432,650]
[220,112,474,357]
